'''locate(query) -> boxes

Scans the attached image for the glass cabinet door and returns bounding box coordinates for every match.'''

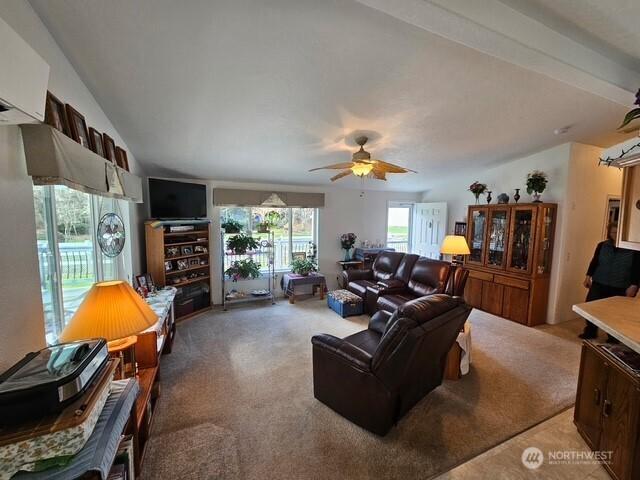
[466,207,488,265]
[485,207,509,269]
[507,207,537,274]
[536,206,555,275]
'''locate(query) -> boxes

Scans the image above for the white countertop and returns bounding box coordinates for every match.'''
[573,296,640,354]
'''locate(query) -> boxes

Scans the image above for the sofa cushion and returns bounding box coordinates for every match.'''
[347,280,376,298]
[377,293,415,313]
[407,258,451,297]
[393,253,419,284]
[372,252,404,282]
[397,294,465,326]
[343,329,382,356]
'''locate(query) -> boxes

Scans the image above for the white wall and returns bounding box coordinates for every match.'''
[422,142,622,324]
[0,1,141,369]
[146,178,419,303]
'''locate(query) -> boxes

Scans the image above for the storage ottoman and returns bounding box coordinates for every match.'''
[328,289,363,317]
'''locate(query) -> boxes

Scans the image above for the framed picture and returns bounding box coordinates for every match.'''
[454,222,467,236]
[194,245,208,254]
[145,273,156,291]
[88,127,105,157]
[166,246,180,257]
[44,91,70,136]
[164,261,173,272]
[115,146,130,171]
[292,252,306,261]
[181,246,193,256]
[188,258,200,267]
[177,259,189,270]
[103,133,117,164]
[135,274,148,289]
[65,104,90,148]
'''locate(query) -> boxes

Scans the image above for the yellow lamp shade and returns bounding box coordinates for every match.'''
[440,235,470,255]
[351,163,374,177]
[59,280,157,343]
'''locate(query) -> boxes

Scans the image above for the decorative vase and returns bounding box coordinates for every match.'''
[486,191,492,204]
[474,192,480,204]
[344,248,351,261]
[514,188,521,203]
[532,192,542,203]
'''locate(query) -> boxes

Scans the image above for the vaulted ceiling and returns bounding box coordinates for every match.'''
[28,0,640,191]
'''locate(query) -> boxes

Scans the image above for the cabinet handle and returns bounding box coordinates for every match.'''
[593,388,601,405]
[603,399,612,418]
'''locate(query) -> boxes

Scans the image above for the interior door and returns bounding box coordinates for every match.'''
[411,203,447,259]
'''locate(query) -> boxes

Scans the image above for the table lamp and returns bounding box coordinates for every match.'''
[440,235,470,266]
[59,280,158,377]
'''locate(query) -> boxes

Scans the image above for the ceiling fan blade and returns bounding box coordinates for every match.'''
[372,159,417,174]
[309,162,354,172]
[370,168,387,181]
[330,170,353,182]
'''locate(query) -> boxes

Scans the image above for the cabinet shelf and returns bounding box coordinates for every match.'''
[164,240,209,247]
[166,264,209,276]
[168,276,209,288]
[163,230,209,237]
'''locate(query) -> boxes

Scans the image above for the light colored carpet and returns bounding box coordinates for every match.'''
[141,299,583,480]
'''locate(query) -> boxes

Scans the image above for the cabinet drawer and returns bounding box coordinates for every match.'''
[468,270,493,281]
[494,274,529,290]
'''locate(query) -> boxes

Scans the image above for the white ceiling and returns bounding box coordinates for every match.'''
[28,0,637,191]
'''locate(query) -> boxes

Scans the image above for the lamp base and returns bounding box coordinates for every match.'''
[107,336,138,379]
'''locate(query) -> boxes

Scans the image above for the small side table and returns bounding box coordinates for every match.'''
[282,273,327,304]
[337,260,364,271]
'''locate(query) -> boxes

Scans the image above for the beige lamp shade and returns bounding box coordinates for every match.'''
[59,280,157,343]
[440,235,471,255]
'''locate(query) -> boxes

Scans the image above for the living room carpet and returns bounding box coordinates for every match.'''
[141,299,582,480]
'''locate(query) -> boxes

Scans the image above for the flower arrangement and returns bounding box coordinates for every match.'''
[526,170,548,202]
[226,233,259,255]
[340,233,357,250]
[225,258,261,281]
[468,181,488,203]
[290,257,317,276]
[619,88,640,130]
[221,218,243,234]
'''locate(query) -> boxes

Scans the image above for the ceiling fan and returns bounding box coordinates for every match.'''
[309,136,416,181]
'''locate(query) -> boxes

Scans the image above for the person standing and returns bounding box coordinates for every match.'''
[579,223,640,339]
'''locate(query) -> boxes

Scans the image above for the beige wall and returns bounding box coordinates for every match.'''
[0,1,141,369]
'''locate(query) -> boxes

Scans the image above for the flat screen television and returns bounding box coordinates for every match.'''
[149,179,207,219]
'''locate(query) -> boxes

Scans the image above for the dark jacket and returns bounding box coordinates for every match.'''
[587,240,640,289]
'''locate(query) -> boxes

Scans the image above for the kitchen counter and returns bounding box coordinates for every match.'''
[573,296,640,354]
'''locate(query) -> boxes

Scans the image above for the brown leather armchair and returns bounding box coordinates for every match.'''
[311,294,471,435]
[342,251,404,300]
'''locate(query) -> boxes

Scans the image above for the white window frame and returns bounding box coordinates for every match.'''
[386,201,414,253]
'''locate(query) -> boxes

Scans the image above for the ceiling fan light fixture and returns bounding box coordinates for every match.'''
[351,163,373,177]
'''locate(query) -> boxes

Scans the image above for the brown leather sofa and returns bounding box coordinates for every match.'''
[343,251,465,314]
[312,294,472,435]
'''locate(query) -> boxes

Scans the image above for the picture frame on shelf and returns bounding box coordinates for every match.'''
[181,246,194,256]
[88,127,105,157]
[166,246,180,257]
[292,252,306,261]
[188,258,200,267]
[135,274,148,290]
[65,104,90,148]
[115,146,130,171]
[177,259,189,270]
[454,222,467,236]
[44,91,70,136]
[145,273,156,292]
[164,261,173,272]
[103,133,117,164]
[194,245,208,254]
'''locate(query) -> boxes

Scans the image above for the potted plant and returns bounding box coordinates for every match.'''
[619,88,640,130]
[257,210,285,233]
[468,181,487,204]
[226,233,259,255]
[225,258,261,281]
[290,258,317,276]
[340,233,357,261]
[221,218,243,234]
[526,170,548,203]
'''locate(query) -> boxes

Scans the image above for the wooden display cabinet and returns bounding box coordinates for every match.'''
[463,203,556,326]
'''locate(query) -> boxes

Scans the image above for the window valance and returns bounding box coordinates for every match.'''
[212,188,324,208]
[20,124,143,203]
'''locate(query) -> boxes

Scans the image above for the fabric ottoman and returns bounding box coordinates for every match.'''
[327,289,363,318]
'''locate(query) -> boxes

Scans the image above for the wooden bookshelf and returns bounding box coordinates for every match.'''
[145,220,212,320]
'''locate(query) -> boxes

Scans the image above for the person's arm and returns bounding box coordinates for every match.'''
[626,250,640,297]
[584,241,604,288]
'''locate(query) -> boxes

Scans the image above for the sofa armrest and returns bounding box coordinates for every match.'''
[342,269,373,285]
[311,334,372,371]
[369,310,393,334]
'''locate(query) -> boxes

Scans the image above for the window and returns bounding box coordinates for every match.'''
[220,207,317,272]
[386,203,412,253]
[33,185,131,344]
